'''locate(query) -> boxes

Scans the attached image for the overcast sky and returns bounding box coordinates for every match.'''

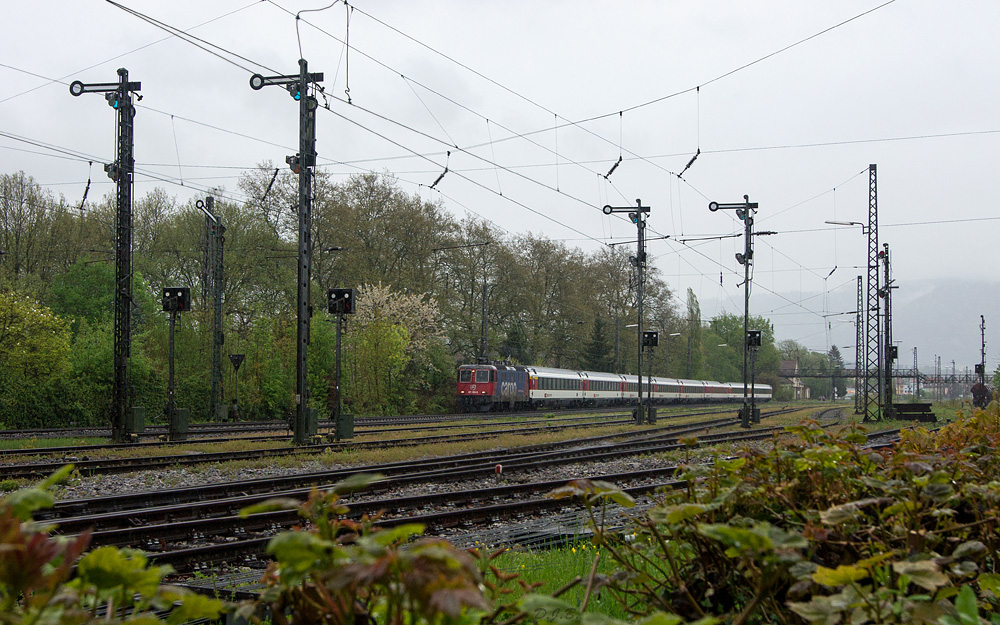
[2,0,998,370]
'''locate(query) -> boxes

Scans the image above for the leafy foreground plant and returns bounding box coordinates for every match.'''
[236,474,683,625]
[0,465,227,624]
[552,407,1000,624]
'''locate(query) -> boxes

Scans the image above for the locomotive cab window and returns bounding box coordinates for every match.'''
[459,370,472,383]
[475,370,492,383]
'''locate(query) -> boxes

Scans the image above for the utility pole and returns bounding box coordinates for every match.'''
[603,199,650,424]
[70,69,141,444]
[229,353,245,420]
[328,288,355,439]
[198,196,225,421]
[880,243,896,419]
[480,280,489,363]
[615,317,621,374]
[161,288,190,440]
[644,330,658,423]
[686,334,693,378]
[980,315,987,386]
[251,60,323,445]
[913,346,919,400]
[864,164,882,422]
[709,196,760,428]
[934,355,944,400]
[855,276,864,414]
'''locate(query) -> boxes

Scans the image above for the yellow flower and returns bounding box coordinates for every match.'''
[571,547,576,553]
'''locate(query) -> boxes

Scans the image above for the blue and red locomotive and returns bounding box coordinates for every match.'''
[456,362,772,412]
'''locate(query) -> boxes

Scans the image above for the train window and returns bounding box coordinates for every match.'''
[475,370,491,383]
[459,370,472,383]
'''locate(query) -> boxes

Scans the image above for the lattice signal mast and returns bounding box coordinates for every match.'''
[863,164,882,422]
[70,69,141,443]
[250,60,323,445]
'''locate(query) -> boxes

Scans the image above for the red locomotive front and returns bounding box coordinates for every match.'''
[456,364,497,412]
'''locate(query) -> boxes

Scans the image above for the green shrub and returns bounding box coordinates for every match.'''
[552,405,1000,623]
[0,465,228,623]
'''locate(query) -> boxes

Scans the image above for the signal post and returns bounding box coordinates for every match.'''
[603,199,650,424]
[709,196,760,428]
[162,287,191,441]
[328,288,356,440]
[250,60,323,445]
[70,69,142,443]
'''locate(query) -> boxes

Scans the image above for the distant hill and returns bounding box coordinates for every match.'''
[695,278,998,373]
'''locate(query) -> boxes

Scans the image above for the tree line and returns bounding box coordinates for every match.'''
[0,167,821,428]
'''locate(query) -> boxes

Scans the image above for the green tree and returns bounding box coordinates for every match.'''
[706,313,780,387]
[47,260,115,334]
[0,291,73,427]
[683,288,703,378]
[829,345,847,398]
[583,318,613,372]
[343,284,445,415]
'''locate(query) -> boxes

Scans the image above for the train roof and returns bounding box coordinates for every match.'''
[465,363,772,390]
[526,366,584,379]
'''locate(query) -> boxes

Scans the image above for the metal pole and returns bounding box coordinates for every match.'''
[601,200,650,423]
[614,317,620,374]
[855,276,864,414]
[981,315,987,386]
[294,59,317,445]
[167,309,176,421]
[637,204,646,424]
[335,311,343,434]
[113,69,136,444]
[687,334,692,378]
[742,212,751,427]
[480,279,488,363]
[882,243,894,418]
[207,197,225,422]
[707,196,758,428]
[69,69,141,442]
[864,164,881,422]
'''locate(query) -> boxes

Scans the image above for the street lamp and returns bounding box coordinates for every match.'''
[825,220,869,234]
[664,332,681,377]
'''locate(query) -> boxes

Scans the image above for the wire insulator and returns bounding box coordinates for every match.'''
[604,155,622,180]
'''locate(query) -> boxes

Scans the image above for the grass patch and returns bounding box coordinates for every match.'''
[484,541,630,620]
[0,437,106,451]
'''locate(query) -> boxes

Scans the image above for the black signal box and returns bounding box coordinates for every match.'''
[162,287,191,312]
[642,331,659,347]
[328,288,356,315]
[746,330,762,347]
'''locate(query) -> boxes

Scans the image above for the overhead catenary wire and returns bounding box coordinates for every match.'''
[104,0,278,76]
[84,2,635,236]
[6,0,970,350]
[170,115,184,186]
[0,1,262,106]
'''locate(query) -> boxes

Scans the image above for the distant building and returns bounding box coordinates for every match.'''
[780,360,810,400]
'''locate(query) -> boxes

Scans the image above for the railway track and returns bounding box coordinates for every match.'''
[1,406,796,479]
[0,404,742,441]
[0,412,640,461]
[1,414,650,479]
[41,415,746,523]
[39,411,816,573]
